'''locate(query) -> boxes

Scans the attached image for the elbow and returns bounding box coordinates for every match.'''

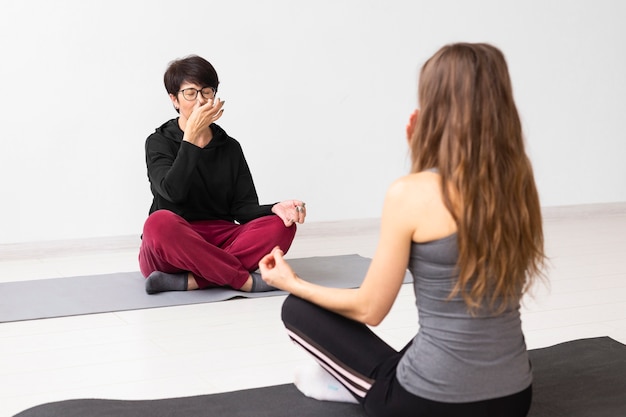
[363,315,384,327]
[351,292,388,326]
[167,194,186,204]
[359,306,386,327]
[158,184,187,204]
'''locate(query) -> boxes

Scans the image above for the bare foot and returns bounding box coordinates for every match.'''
[239,275,254,292]
[187,272,199,290]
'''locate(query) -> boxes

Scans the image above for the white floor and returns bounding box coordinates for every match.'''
[1,205,626,416]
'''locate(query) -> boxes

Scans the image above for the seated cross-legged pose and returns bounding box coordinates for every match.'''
[259,43,546,417]
[139,55,306,295]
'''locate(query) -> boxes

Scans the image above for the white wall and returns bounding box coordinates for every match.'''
[1,0,625,244]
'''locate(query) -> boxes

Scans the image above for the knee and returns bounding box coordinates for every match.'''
[248,215,297,248]
[142,210,184,243]
[281,294,312,326]
[267,215,297,246]
[267,215,296,234]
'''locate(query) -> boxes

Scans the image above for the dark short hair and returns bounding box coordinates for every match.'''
[163,55,219,96]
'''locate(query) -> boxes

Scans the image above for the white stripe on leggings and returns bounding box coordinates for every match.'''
[286,328,373,398]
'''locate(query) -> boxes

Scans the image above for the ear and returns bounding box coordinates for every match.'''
[169,93,180,111]
[406,109,419,144]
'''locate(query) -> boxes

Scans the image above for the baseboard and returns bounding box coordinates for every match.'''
[541,202,626,220]
[297,218,380,237]
[3,203,624,257]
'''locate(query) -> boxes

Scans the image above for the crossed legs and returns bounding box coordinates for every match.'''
[139,210,296,293]
[281,295,533,417]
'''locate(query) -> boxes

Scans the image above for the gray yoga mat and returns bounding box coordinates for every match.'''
[13,337,626,417]
[0,254,410,323]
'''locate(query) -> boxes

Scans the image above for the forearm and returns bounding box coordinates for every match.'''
[260,253,401,326]
[183,125,212,148]
[147,141,200,203]
[288,278,374,325]
[231,203,275,224]
[229,157,273,223]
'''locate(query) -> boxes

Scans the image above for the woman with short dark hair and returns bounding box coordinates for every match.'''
[139,55,306,294]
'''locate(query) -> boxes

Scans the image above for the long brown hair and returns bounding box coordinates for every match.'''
[410,43,545,312]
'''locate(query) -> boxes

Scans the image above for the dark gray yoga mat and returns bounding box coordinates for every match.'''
[13,337,626,417]
[527,336,626,417]
[0,254,410,323]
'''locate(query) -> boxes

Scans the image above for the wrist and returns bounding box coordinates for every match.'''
[184,130,212,148]
[289,274,307,297]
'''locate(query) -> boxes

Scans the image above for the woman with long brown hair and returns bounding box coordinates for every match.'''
[259,43,546,416]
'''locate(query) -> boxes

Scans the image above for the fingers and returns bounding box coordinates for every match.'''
[293,201,306,224]
[204,98,225,121]
[258,253,275,273]
[258,247,291,289]
[277,200,306,227]
[260,246,282,260]
[272,246,285,258]
[193,98,225,126]
[274,200,306,227]
[258,247,285,273]
[270,247,290,274]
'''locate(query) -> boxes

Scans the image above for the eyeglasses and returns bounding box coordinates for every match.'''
[178,87,216,101]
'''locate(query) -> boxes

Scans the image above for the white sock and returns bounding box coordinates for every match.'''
[294,359,358,404]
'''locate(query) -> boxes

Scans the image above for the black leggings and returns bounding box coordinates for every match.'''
[282,295,532,417]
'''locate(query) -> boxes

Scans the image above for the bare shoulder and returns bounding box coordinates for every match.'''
[387,172,456,242]
[387,171,441,205]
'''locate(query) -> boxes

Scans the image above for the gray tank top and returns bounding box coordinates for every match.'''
[396,234,532,402]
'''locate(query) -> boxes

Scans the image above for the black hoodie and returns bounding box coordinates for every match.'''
[145,119,274,224]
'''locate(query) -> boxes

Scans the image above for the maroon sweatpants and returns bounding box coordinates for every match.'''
[138,209,297,289]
